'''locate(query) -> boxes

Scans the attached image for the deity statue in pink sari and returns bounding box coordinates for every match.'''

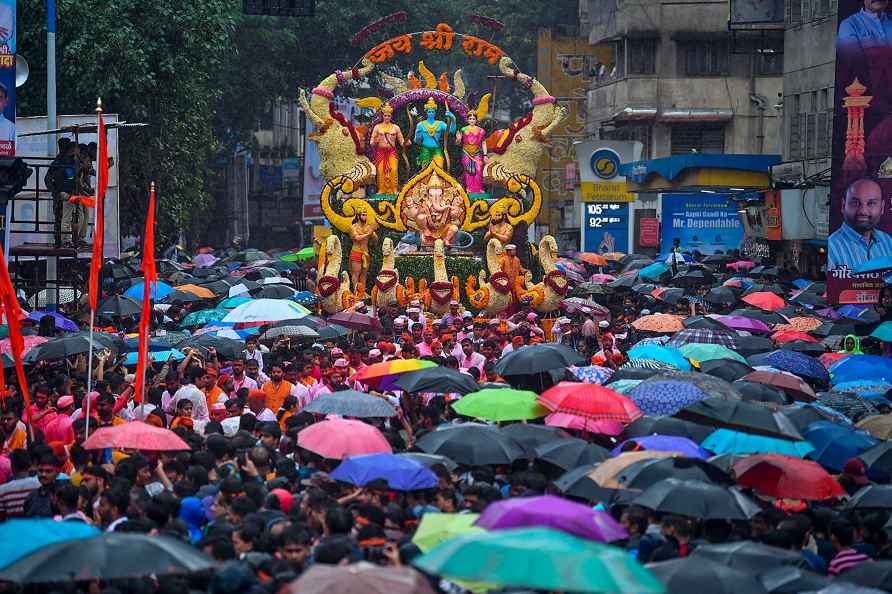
[456,94,491,194]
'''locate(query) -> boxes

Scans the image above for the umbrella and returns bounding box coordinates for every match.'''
[857,415,892,440]
[253,285,296,299]
[534,438,610,470]
[493,343,587,377]
[777,316,824,333]
[221,298,309,325]
[735,336,777,357]
[831,380,891,399]
[395,366,480,395]
[772,330,819,344]
[759,566,833,594]
[638,262,671,280]
[673,268,715,286]
[841,561,892,592]
[628,380,716,416]
[545,412,625,435]
[648,557,768,594]
[614,360,677,379]
[668,328,738,349]
[632,314,685,333]
[734,380,788,404]
[179,308,228,327]
[260,325,319,341]
[177,334,244,361]
[632,478,760,520]
[683,315,729,330]
[731,454,845,500]
[871,321,892,342]
[784,403,853,431]
[474,495,627,543]
[174,284,216,298]
[163,290,207,304]
[803,420,878,472]
[412,513,484,553]
[780,340,827,354]
[417,423,524,465]
[838,304,881,323]
[452,388,548,422]
[25,336,99,361]
[714,315,772,334]
[703,429,816,458]
[729,308,788,325]
[679,343,747,364]
[741,371,816,402]
[287,562,437,594]
[0,335,47,357]
[621,416,713,444]
[577,252,609,266]
[280,246,315,262]
[83,421,190,451]
[297,418,392,459]
[330,453,438,490]
[830,355,892,386]
[629,344,692,370]
[609,272,639,288]
[590,451,683,488]
[700,359,754,382]
[124,280,174,300]
[691,541,809,572]
[500,424,571,457]
[27,311,78,332]
[812,321,855,337]
[705,287,739,306]
[412,527,665,594]
[846,484,892,510]
[123,349,185,366]
[353,359,437,391]
[328,311,384,333]
[538,382,643,423]
[315,324,350,340]
[553,464,620,501]
[611,456,733,490]
[303,390,396,418]
[675,398,803,440]
[95,295,142,318]
[0,520,100,570]
[570,364,614,385]
[0,533,214,583]
[612,435,709,459]
[749,350,829,382]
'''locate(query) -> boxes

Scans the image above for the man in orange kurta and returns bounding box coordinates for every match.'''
[261,364,294,415]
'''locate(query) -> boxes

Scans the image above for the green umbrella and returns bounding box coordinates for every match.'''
[218,296,253,309]
[413,527,665,594]
[179,308,228,328]
[678,343,748,364]
[412,513,484,553]
[281,247,315,262]
[452,388,548,422]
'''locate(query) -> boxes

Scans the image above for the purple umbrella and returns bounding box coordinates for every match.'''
[714,315,771,334]
[474,495,628,543]
[815,307,841,321]
[28,311,78,332]
[611,435,710,459]
[192,253,218,268]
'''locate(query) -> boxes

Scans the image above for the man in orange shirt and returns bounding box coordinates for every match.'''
[201,367,226,412]
[1,408,26,455]
[261,364,294,415]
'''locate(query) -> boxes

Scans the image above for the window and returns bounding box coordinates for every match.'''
[786,0,802,26]
[602,123,652,159]
[670,124,725,155]
[757,52,783,76]
[627,38,657,75]
[680,41,729,76]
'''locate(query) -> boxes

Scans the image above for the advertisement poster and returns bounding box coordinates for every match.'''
[582,202,629,254]
[826,1,892,304]
[639,218,660,247]
[574,140,641,202]
[660,194,743,256]
[0,0,14,157]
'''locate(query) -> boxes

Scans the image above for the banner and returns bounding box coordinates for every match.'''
[826,2,892,304]
[582,202,629,254]
[0,0,14,157]
[574,139,641,202]
[660,193,743,256]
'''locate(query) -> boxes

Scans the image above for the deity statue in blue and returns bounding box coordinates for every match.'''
[413,97,456,170]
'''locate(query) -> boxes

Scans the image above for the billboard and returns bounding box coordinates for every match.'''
[827,1,892,304]
[660,193,744,256]
[582,202,629,255]
[573,139,641,202]
[0,0,14,157]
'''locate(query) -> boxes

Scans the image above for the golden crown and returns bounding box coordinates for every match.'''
[424,97,438,110]
[381,103,393,114]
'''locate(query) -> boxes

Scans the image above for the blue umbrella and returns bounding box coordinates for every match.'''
[792,279,810,290]
[0,519,100,569]
[830,355,892,386]
[702,429,816,457]
[628,344,691,371]
[611,436,709,459]
[292,290,320,306]
[218,296,253,309]
[833,380,892,399]
[571,365,614,385]
[871,322,892,343]
[124,337,173,352]
[837,304,880,323]
[607,379,642,394]
[330,453,439,491]
[854,255,892,275]
[638,262,670,280]
[124,280,174,300]
[750,350,829,382]
[124,349,186,366]
[628,380,710,416]
[803,421,878,473]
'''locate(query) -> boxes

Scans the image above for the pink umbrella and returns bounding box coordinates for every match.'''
[297,418,392,459]
[0,335,47,355]
[545,413,624,436]
[727,260,755,271]
[83,421,191,451]
[589,274,616,283]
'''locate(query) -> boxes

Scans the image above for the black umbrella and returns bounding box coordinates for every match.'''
[303,390,396,418]
[700,359,754,382]
[789,292,827,308]
[649,371,745,401]
[758,566,832,594]
[729,308,788,325]
[779,340,827,354]
[68,331,128,357]
[395,366,481,395]
[707,454,750,473]
[608,273,638,289]
[613,457,733,490]
[315,324,350,340]
[572,282,613,296]
[745,283,785,295]
[25,336,98,362]
[734,335,776,357]
[675,398,803,441]
[633,283,658,295]
[654,288,686,305]
[758,266,780,277]
[162,290,205,304]
[781,405,841,433]
[857,442,892,482]
[690,541,808,571]
[552,464,623,502]
[621,416,713,444]
[705,287,738,306]
[811,321,856,337]
[846,484,892,510]
[673,269,715,286]
[683,315,727,330]
[841,561,892,592]
[632,479,760,520]
[416,423,524,465]
[493,343,586,377]
[95,295,142,318]
[253,285,295,299]
[396,452,457,472]
[499,424,571,457]
[703,254,732,264]
[733,380,789,404]
[0,533,214,583]
[177,334,244,360]
[533,437,610,470]
[647,557,769,594]
[622,259,654,272]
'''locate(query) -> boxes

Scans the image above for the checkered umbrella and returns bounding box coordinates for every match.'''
[667,328,738,349]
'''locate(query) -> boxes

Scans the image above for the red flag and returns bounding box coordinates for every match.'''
[0,246,32,429]
[134,184,156,403]
[89,113,109,311]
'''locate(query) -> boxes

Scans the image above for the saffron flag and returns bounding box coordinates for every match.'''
[0,247,32,429]
[89,112,109,311]
[133,184,156,403]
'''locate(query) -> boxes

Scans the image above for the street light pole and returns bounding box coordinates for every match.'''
[46,0,58,310]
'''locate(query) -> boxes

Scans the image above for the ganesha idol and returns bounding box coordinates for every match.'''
[400,165,472,248]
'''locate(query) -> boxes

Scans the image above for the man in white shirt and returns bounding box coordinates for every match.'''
[454,338,486,374]
[231,359,258,392]
[170,367,209,422]
[242,337,264,371]
[0,83,14,142]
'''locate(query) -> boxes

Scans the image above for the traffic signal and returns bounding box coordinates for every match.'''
[0,158,32,202]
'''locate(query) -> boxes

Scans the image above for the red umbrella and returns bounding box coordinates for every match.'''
[742,292,786,312]
[82,421,190,451]
[297,418,392,459]
[538,382,643,424]
[545,413,625,436]
[732,454,845,500]
[819,352,849,369]
[328,311,384,334]
[771,330,819,344]
[741,371,816,401]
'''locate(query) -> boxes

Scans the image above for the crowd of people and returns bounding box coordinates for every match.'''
[0,245,891,594]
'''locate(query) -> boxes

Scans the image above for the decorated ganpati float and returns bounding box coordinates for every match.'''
[303,22,568,314]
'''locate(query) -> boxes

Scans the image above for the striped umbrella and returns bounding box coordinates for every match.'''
[668,328,737,349]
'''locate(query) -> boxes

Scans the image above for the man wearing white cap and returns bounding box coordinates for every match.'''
[440,300,464,327]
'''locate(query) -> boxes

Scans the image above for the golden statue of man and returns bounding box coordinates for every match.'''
[370,103,408,195]
[349,205,379,298]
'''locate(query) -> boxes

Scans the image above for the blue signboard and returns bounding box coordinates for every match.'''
[660,193,743,256]
[0,0,14,157]
[583,202,629,254]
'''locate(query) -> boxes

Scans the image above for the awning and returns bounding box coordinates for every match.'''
[621,154,782,184]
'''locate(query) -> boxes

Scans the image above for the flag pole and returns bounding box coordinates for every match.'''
[84,97,102,440]
[139,181,155,420]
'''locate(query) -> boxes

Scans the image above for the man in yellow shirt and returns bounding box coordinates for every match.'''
[261,364,294,415]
